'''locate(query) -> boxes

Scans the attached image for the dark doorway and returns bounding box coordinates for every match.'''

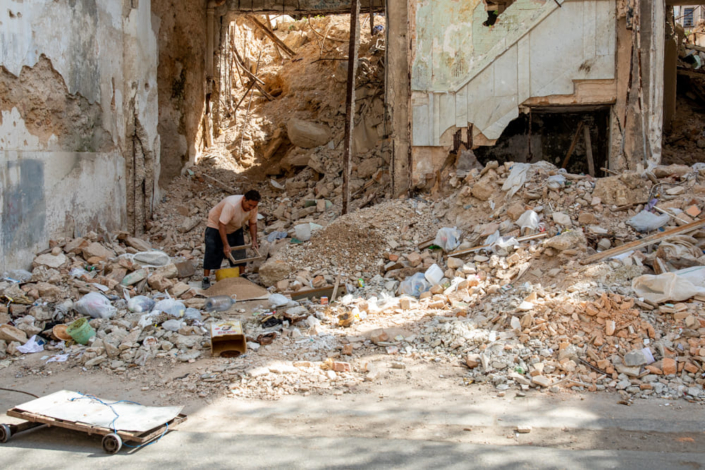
[474,106,611,176]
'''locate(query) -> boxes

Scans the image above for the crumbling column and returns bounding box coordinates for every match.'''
[387,0,411,196]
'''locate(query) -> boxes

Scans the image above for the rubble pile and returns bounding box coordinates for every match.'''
[264,199,439,290]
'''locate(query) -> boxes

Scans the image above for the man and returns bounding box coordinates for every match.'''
[202,190,261,289]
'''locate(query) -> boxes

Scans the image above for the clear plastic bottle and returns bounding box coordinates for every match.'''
[204,295,236,312]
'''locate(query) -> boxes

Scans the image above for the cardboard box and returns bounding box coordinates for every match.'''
[211,320,247,357]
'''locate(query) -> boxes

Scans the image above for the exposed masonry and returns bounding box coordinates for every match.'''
[0,56,113,152]
[0,54,153,237]
[125,95,155,236]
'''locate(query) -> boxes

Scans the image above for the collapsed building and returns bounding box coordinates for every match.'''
[4,0,705,404]
[0,0,687,272]
[0,0,680,269]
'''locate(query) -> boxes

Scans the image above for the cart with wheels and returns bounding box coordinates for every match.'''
[0,390,187,454]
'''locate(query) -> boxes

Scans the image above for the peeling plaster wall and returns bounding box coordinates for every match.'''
[0,0,159,271]
[409,0,618,184]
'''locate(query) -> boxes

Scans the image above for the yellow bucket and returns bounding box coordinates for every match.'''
[216,266,240,281]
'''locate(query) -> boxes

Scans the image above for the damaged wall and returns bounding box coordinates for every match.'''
[0,0,159,272]
[408,0,618,184]
[151,0,208,185]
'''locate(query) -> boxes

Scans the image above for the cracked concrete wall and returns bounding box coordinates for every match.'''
[0,0,159,271]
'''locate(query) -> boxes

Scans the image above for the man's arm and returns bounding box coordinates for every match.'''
[249,221,258,250]
[219,222,231,259]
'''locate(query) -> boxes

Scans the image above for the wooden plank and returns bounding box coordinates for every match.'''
[580,218,705,265]
[331,276,341,303]
[245,15,296,57]
[583,124,595,177]
[561,121,584,169]
[342,0,361,215]
[446,233,548,257]
[7,409,187,443]
[285,285,347,301]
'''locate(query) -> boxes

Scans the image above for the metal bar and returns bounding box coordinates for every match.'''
[342,0,361,215]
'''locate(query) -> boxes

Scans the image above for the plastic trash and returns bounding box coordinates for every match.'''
[267,231,288,243]
[424,264,444,286]
[546,174,566,190]
[162,319,184,332]
[632,266,705,303]
[269,293,289,308]
[484,230,501,247]
[501,163,530,198]
[516,210,540,234]
[184,308,203,322]
[153,298,186,318]
[75,292,117,319]
[204,295,236,312]
[627,211,670,232]
[399,272,431,297]
[138,313,159,328]
[69,267,89,279]
[3,269,33,283]
[433,227,462,252]
[66,317,96,344]
[121,269,148,286]
[127,295,155,313]
[493,237,519,253]
[17,335,45,354]
[294,224,312,242]
[131,250,170,267]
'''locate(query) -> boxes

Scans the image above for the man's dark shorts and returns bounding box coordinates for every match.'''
[203,227,246,270]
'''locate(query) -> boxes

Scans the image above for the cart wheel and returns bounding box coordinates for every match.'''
[102,433,122,454]
[0,424,11,443]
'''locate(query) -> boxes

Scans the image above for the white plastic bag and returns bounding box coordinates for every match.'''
[184,308,203,322]
[17,335,45,354]
[162,319,184,332]
[632,266,705,303]
[127,295,155,313]
[130,250,170,267]
[433,227,462,252]
[546,174,566,190]
[484,230,501,247]
[501,163,530,198]
[152,299,186,318]
[3,269,33,283]
[138,313,160,328]
[294,223,312,241]
[75,292,117,319]
[269,293,289,308]
[627,211,670,232]
[492,237,519,253]
[400,272,431,297]
[516,210,540,234]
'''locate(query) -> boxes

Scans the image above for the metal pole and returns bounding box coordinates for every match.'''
[342,0,361,215]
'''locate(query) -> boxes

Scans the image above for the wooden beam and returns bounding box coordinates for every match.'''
[580,218,705,265]
[369,0,374,36]
[583,124,595,177]
[446,233,548,257]
[342,0,361,215]
[561,121,584,169]
[246,15,296,57]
